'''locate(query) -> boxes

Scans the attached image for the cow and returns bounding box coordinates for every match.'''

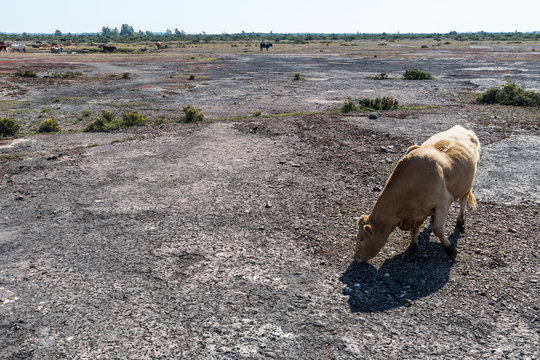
[260,41,273,51]
[100,44,116,52]
[51,44,64,53]
[0,41,7,52]
[354,125,480,263]
[156,41,162,50]
[11,44,26,52]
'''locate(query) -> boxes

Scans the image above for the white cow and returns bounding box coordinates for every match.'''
[11,44,26,52]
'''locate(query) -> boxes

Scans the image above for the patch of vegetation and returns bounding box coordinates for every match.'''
[122,72,131,79]
[119,111,147,127]
[339,99,358,113]
[337,97,399,113]
[477,80,540,106]
[77,109,92,122]
[253,110,262,117]
[153,116,173,125]
[293,73,303,81]
[359,97,399,110]
[45,71,83,79]
[373,72,388,80]
[403,69,433,80]
[38,118,61,133]
[0,116,20,137]
[188,74,196,80]
[182,105,205,123]
[84,109,117,132]
[15,70,37,78]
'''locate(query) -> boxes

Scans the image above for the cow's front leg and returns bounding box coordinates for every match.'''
[402,226,420,262]
[433,206,457,259]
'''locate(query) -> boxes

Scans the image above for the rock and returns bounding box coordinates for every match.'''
[372,186,381,192]
[369,112,379,120]
[265,202,272,208]
[508,228,517,233]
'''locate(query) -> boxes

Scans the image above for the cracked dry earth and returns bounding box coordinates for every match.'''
[0,112,539,359]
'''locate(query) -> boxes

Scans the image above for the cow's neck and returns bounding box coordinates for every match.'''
[370,185,401,233]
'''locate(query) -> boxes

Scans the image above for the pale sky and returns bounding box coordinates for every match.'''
[1,0,539,34]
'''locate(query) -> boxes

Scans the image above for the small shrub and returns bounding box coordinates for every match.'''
[15,69,37,78]
[403,69,433,80]
[53,97,61,103]
[293,73,302,80]
[253,110,262,117]
[121,72,131,79]
[358,97,399,110]
[46,71,83,79]
[182,105,205,123]
[38,118,61,133]
[339,99,357,113]
[85,117,109,132]
[373,72,388,80]
[477,80,540,106]
[0,117,20,137]
[188,74,195,80]
[101,109,116,122]
[120,111,147,127]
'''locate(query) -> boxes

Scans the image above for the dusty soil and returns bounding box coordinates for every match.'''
[0,42,539,359]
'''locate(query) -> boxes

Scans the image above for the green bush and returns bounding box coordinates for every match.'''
[38,118,61,133]
[293,73,302,80]
[188,74,195,80]
[358,97,399,110]
[477,80,540,106]
[253,110,262,117]
[0,117,20,137]
[15,69,37,78]
[45,71,83,79]
[182,105,205,123]
[339,99,357,113]
[403,69,433,80]
[84,109,117,132]
[120,111,147,127]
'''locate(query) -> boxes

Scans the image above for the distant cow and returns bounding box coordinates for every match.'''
[260,41,272,51]
[51,44,64,53]
[156,41,162,50]
[354,125,480,263]
[11,44,26,52]
[0,41,7,52]
[100,44,116,52]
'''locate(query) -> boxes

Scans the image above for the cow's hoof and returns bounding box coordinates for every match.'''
[402,243,418,262]
[442,244,457,259]
[455,220,465,234]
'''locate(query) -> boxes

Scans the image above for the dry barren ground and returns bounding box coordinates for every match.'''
[0,42,539,359]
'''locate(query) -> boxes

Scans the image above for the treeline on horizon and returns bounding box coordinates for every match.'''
[1,25,539,43]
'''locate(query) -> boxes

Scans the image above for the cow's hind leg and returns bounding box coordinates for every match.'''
[433,205,457,259]
[402,226,420,262]
[455,196,467,234]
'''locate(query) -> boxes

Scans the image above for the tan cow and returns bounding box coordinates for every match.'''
[354,125,480,263]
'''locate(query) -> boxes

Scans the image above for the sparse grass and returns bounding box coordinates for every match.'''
[182,105,205,123]
[339,99,357,113]
[153,116,173,125]
[38,118,61,133]
[122,72,131,79]
[373,72,389,80]
[253,110,262,117]
[403,69,433,80]
[477,80,540,106]
[85,109,117,132]
[293,73,303,80]
[15,69,37,78]
[77,109,92,122]
[0,116,20,137]
[188,74,195,80]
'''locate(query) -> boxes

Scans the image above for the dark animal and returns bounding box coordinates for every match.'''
[0,41,7,52]
[100,44,116,52]
[260,41,273,51]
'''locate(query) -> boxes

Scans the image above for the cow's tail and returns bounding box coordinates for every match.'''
[468,191,477,210]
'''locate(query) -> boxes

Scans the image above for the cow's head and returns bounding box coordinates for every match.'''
[354,215,387,263]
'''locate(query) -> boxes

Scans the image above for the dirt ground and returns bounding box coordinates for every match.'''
[0,41,539,359]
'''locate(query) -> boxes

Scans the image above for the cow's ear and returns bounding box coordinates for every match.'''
[363,224,374,238]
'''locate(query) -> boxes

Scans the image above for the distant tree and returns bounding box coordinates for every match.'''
[145,30,153,37]
[174,28,184,36]
[165,28,172,36]
[120,24,134,37]
[102,26,114,37]
[55,29,62,36]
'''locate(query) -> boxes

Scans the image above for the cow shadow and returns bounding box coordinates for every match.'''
[339,223,462,313]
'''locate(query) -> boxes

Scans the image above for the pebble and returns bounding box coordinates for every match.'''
[369,112,378,119]
[342,286,354,295]
[372,186,381,192]
[508,228,517,233]
[265,202,272,208]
